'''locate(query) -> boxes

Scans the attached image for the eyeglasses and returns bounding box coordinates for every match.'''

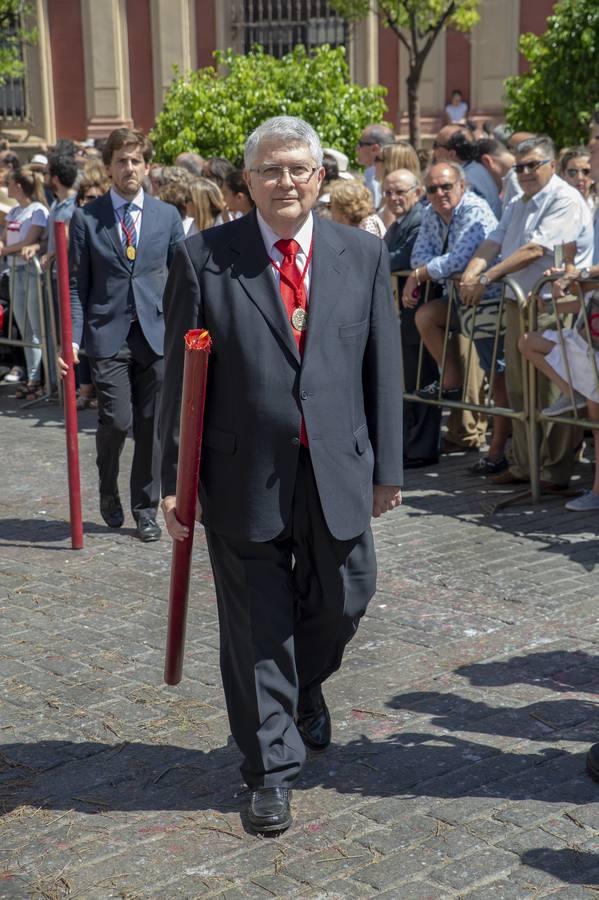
[249,165,317,184]
[565,167,591,178]
[513,158,551,174]
[425,181,457,195]
[384,187,417,198]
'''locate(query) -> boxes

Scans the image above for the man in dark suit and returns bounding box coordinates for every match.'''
[61,128,184,541]
[161,117,403,835]
[384,169,441,467]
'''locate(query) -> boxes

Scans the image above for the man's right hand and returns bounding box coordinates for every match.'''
[161,495,202,542]
[57,345,79,378]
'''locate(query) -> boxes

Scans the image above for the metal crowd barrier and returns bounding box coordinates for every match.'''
[527,274,599,500]
[0,256,61,406]
[392,270,535,507]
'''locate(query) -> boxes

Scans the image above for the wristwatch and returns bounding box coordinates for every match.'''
[478,273,492,286]
[579,267,591,280]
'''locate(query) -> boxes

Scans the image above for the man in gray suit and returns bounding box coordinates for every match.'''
[161,117,403,835]
[61,128,184,541]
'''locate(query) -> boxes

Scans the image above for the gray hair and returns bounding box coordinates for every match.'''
[244,116,323,169]
[365,124,395,147]
[426,160,466,182]
[385,167,420,188]
[515,135,556,160]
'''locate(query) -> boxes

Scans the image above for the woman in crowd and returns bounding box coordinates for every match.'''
[0,167,48,400]
[222,169,254,219]
[375,142,421,228]
[188,177,226,234]
[444,89,469,125]
[329,179,386,237]
[559,147,595,211]
[158,181,195,234]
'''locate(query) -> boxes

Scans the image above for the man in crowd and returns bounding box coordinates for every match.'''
[477,138,519,211]
[161,116,403,835]
[384,168,440,467]
[433,124,501,218]
[355,123,395,208]
[60,128,185,541]
[403,161,511,474]
[41,153,79,272]
[461,135,594,490]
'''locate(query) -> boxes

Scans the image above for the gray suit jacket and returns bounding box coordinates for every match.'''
[161,210,403,542]
[69,192,185,357]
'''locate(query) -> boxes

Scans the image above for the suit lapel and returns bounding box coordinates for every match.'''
[231,211,301,365]
[98,194,128,270]
[303,215,347,359]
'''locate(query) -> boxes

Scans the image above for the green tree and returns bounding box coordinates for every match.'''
[0,1,37,87]
[151,45,387,166]
[505,0,599,148]
[331,0,480,147]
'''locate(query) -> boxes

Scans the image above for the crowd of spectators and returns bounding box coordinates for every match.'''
[1,110,598,509]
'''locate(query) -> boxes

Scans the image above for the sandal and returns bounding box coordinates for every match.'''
[16,381,43,401]
[467,456,509,476]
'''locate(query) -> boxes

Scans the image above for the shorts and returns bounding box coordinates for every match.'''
[543,327,599,404]
[440,295,506,376]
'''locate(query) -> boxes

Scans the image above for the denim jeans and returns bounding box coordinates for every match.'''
[9,263,43,384]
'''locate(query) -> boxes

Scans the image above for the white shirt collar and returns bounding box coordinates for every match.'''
[110,186,144,211]
[256,209,314,259]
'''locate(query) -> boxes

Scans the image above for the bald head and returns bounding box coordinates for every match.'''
[383,168,421,217]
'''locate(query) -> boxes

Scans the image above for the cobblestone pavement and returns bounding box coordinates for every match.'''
[0,390,598,899]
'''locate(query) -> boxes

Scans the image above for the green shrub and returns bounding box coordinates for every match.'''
[150,45,388,166]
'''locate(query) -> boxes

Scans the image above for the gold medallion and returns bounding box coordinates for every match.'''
[126,245,136,261]
[291,307,308,331]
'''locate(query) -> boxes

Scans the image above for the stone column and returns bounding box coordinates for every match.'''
[470,0,520,112]
[150,0,196,112]
[351,10,379,87]
[24,0,57,144]
[80,0,132,138]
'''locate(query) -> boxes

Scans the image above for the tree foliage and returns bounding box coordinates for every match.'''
[0,1,37,87]
[331,1,481,147]
[150,45,388,166]
[505,0,599,148]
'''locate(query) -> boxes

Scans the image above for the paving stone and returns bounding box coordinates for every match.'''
[2,399,599,896]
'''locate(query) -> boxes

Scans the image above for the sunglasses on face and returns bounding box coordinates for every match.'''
[565,167,591,178]
[426,181,457,195]
[513,158,551,174]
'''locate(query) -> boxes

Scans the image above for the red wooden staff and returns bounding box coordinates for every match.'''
[164,328,211,685]
[55,220,83,550]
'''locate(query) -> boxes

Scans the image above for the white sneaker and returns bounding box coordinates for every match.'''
[565,491,599,511]
[542,392,586,417]
[2,365,25,384]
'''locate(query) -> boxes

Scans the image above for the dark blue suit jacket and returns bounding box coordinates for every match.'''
[161,210,403,543]
[385,205,423,346]
[69,192,185,357]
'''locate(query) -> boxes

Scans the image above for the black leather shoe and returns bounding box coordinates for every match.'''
[586,743,599,782]
[297,690,331,751]
[247,787,292,835]
[100,493,124,528]
[136,513,161,543]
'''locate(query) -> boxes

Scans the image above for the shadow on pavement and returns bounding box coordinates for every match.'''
[520,848,599,887]
[456,650,599,694]
[0,517,131,546]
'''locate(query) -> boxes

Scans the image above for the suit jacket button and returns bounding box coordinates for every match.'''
[291,436,300,446]
[300,390,308,400]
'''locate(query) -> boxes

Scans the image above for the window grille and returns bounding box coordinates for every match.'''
[0,12,28,123]
[231,0,350,58]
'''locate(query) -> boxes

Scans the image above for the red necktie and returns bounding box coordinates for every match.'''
[274,238,308,447]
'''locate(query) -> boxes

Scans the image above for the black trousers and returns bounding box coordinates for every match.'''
[90,321,163,517]
[205,448,377,788]
[402,341,442,462]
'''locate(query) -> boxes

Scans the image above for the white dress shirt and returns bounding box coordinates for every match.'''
[110,187,144,245]
[488,174,594,297]
[257,210,314,303]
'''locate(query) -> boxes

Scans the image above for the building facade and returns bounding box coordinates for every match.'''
[0,0,556,146]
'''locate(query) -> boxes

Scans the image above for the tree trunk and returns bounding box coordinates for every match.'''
[407,70,421,149]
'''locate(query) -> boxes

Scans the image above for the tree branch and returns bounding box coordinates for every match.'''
[418,1,457,63]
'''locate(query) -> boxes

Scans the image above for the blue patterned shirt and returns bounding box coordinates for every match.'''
[411,190,500,286]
